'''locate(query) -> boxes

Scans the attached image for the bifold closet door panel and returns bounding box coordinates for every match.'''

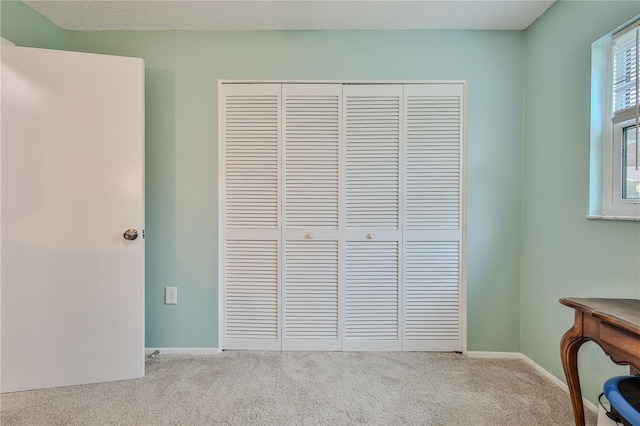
[282,84,341,350]
[221,84,282,350]
[402,84,464,352]
[342,85,403,351]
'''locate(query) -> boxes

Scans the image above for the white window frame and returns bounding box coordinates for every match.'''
[590,17,640,220]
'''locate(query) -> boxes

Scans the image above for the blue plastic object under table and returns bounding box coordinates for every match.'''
[604,376,640,426]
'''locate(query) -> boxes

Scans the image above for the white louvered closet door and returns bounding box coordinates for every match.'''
[282,84,342,350]
[403,84,464,351]
[220,82,466,353]
[220,84,282,350]
[342,85,403,351]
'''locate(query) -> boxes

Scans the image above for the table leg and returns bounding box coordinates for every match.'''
[560,314,586,426]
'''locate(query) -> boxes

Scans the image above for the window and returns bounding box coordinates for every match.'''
[591,18,640,219]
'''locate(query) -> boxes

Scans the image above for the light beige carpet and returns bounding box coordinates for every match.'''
[1,351,596,425]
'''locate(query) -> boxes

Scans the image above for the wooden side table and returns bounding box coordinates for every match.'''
[560,298,640,426]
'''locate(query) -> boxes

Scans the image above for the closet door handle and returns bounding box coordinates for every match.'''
[367,233,376,240]
[307,233,316,240]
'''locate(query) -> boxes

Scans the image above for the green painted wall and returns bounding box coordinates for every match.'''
[65,30,525,350]
[0,0,65,50]
[522,0,640,404]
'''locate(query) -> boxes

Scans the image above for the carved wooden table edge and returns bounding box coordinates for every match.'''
[559,297,640,426]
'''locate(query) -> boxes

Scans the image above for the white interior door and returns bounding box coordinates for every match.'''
[1,46,145,392]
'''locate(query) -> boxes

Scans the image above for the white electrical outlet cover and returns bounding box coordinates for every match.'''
[165,287,177,305]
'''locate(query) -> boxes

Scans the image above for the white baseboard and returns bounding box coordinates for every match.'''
[467,351,598,414]
[466,351,523,359]
[145,348,221,355]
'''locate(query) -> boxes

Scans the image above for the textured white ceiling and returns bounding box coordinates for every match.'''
[23,0,556,31]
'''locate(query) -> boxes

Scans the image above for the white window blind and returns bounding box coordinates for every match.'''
[613,24,640,122]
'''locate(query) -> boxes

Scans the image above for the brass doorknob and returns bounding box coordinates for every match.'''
[123,229,138,241]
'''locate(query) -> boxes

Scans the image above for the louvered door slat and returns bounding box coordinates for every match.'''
[285,86,340,229]
[345,90,400,229]
[406,94,461,230]
[284,241,339,350]
[405,242,460,350]
[344,241,400,350]
[224,87,280,229]
[225,240,279,344]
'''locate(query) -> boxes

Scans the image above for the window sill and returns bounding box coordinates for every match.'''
[585,214,640,221]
